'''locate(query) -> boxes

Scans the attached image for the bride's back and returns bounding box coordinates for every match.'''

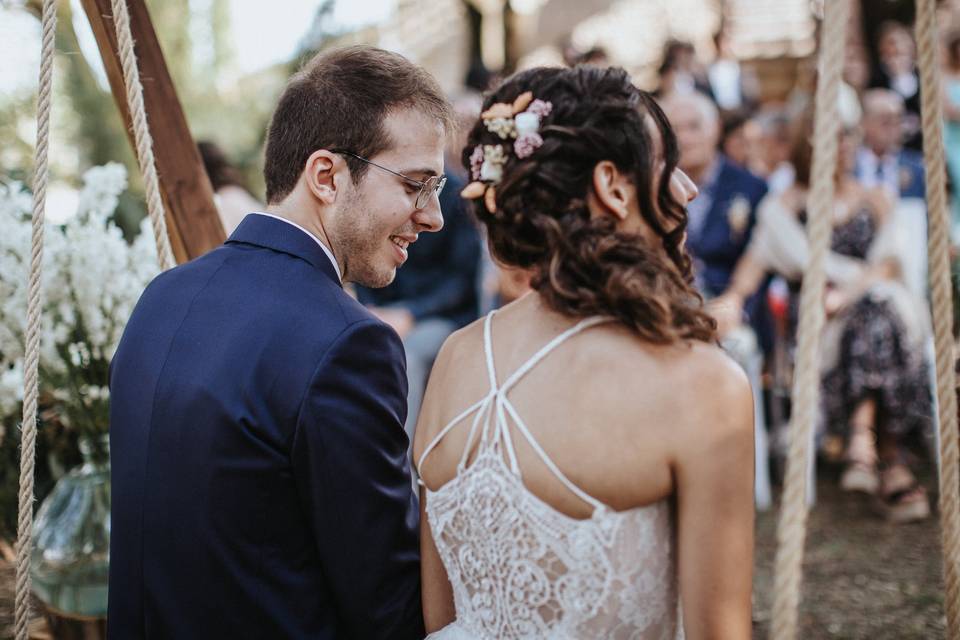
[416,293,715,519]
[415,64,754,640]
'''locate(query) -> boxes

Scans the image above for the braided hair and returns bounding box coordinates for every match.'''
[463,65,716,343]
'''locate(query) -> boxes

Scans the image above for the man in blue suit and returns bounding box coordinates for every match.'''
[107,46,452,639]
[855,89,925,200]
[660,92,768,307]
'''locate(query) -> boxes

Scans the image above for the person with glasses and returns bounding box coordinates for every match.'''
[108,46,453,639]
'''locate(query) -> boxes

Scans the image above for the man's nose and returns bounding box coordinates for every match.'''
[415,195,444,233]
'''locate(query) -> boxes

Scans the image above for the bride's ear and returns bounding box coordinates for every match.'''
[587,160,635,221]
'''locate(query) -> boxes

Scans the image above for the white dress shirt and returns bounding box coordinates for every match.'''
[248,212,342,282]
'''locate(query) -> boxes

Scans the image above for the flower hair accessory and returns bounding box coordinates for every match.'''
[460,91,553,213]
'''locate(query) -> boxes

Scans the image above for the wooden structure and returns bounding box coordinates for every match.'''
[79,0,225,263]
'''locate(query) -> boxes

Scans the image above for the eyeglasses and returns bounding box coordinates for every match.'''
[332,150,447,210]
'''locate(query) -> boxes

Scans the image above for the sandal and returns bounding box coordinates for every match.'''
[877,464,930,523]
[840,428,879,494]
[841,461,879,494]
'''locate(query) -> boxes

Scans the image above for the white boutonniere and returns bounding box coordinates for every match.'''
[727,195,751,238]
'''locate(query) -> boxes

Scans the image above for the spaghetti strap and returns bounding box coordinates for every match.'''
[500,316,610,394]
[417,311,614,513]
[482,310,498,390]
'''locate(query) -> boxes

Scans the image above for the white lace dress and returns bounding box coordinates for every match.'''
[417,312,684,640]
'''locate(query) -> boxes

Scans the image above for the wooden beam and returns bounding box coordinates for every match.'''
[79,0,225,263]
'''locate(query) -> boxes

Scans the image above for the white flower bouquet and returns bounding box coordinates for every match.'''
[0,163,159,461]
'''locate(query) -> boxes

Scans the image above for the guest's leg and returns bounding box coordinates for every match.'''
[877,422,930,522]
[402,317,458,447]
[840,397,879,494]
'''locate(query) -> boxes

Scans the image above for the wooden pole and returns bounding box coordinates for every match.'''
[79,0,225,263]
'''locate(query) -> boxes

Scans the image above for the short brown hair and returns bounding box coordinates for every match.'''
[264,46,454,203]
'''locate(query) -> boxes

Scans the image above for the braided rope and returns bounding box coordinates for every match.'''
[110,0,175,271]
[769,0,850,637]
[14,1,57,638]
[915,0,960,634]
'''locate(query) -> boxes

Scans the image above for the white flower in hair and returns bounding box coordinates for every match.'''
[480,159,503,182]
[480,145,506,182]
[514,112,541,136]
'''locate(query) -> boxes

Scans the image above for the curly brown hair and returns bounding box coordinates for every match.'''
[464,65,716,343]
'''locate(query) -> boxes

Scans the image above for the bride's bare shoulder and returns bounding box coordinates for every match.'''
[656,339,754,440]
[596,331,753,432]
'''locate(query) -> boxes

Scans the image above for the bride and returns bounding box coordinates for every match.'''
[412,65,755,639]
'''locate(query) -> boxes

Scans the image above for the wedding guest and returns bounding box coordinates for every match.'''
[869,21,922,150]
[855,89,925,200]
[707,29,758,111]
[659,91,767,325]
[197,140,263,235]
[715,117,933,522]
[656,39,712,100]
[719,108,759,171]
[942,32,960,237]
[753,111,796,194]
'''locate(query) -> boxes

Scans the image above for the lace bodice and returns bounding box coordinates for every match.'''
[418,312,683,640]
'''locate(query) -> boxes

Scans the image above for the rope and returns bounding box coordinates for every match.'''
[769,0,850,637]
[110,0,175,271]
[15,1,57,638]
[916,0,960,634]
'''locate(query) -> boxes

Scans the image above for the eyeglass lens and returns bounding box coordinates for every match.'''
[416,176,447,209]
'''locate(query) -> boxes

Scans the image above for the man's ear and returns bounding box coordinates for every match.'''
[590,160,633,221]
[303,150,345,205]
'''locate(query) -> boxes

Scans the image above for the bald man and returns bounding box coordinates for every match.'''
[661,91,768,306]
[855,88,925,199]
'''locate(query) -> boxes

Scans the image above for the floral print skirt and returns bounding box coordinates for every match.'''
[820,296,933,441]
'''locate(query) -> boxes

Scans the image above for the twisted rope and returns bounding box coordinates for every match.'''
[15,1,57,638]
[770,0,850,637]
[915,0,960,635]
[110,0,175,271]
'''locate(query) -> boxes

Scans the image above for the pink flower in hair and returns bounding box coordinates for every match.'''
[526,99,553,118]
[514,132,543,159]
[469,145,484,180]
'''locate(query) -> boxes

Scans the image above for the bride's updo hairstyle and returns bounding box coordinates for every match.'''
[462,65,716,343]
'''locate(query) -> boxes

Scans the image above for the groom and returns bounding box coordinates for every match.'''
[107,46,452,639]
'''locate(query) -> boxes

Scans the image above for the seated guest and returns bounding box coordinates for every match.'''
[356,173,482,444]
[855,89,925,200]
[752,111,796,194]
[868,22,922,150]
[719,108,759,172]
[715,117,933,522]
[198,140,263,235]
[660,91,768,322]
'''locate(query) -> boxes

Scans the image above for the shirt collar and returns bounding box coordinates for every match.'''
[248,212,342,283]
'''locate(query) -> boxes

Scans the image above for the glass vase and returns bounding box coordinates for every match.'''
[30,434,110,619]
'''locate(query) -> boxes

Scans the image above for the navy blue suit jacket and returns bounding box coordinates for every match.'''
[896,149,926,199]
[108,214,423,639]
[686,156,768,297]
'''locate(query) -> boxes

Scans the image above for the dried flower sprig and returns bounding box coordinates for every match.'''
[461,91,553,213]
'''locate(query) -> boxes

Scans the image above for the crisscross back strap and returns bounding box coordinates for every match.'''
[417,311,613,515]
[499,316,611,395]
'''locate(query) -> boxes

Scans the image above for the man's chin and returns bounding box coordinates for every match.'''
[355,267,397,289]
